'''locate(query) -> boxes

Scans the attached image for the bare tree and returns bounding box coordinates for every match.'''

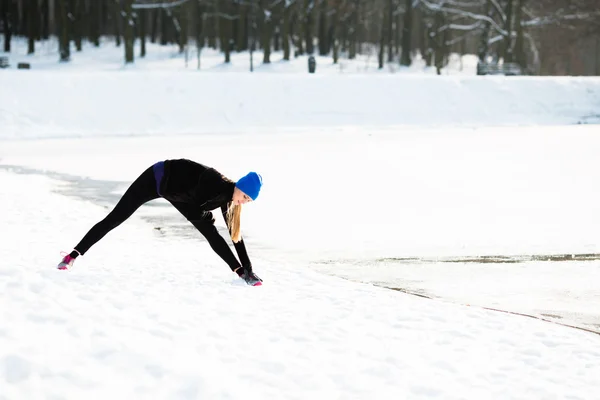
[26,0,38,54]
[304,0,314,54]
[90,0,101,46]
[317,0,327,55]
[387,0,394,62]
[113,0,122,46]
[399,0,412,66]
[378,8,384,68]
[348,0,359,58]
[139,8,147,56]
[58,0,70,61]
[41,0,50,40]
[260,0,274,63]
[282,0,293,60]
[331,0,340,63]
[124,0,135,63]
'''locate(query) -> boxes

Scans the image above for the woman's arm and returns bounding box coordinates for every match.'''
[221,204,252,269]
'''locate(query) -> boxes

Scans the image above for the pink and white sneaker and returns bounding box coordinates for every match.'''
[57,252,76,270]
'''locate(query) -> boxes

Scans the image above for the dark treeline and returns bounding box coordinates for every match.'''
[1,0,599,75]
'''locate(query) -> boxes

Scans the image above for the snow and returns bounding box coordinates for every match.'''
[1,38,600,399]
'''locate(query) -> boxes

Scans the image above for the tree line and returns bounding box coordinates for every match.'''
[1,0,599,75]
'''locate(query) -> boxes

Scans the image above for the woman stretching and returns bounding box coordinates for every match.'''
[57,159,264,286]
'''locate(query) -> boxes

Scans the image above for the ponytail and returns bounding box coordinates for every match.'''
[226,203,242,243]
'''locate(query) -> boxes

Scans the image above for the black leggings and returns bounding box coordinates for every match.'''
[74,166,159,255]
[73,165,245,272]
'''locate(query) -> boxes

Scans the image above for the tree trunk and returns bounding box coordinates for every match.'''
[296,1,304,55]
[387,0,393,62]
[90,0,100,46]
[206,5,216,48]
[221,0,232,63]
[101,0,109,36]
[74,0,83,52]
[378,11,384,69]
[177,5,187,53]
[400,0,412,66]
[249,0,257,71]
[262,1,273,63]
[237,3,247,51]
[305,0,313,54]
[114,0,121,46]
[196,2,205,69]
[514,0,526,71]
[340,12,347,53]
[478,0,491,63]
[124,0,134,63]
[349,0,358,59]
[434,11,446,75]
[27,0,37,54]
[273,26,280,51]
[282,1,290,60]
[317,0,327,55]
[150,8,158,43]
[140,9,146,57]
[160,8,169,45]
[596,36,600,76]
[395,7,401,57]
[357,0,364,54]
[503,0,514,63]
[332,8,339,63]
[41,0,49,40]
[2,0,13,53]
[58,0,70,61]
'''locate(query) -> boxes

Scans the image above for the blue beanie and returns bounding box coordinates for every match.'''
[236,172,263,200]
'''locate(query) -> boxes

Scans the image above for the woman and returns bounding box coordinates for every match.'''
[57,158,264,286]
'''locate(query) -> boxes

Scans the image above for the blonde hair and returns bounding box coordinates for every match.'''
[226,203,242,243]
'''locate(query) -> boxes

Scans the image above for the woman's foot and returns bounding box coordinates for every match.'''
[57,253,76,270]
[236,267,263,286]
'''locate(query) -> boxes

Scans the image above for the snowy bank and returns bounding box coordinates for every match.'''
[1,71,600,140]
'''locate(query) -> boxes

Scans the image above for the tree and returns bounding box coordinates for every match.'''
[387,0,394,62]
[27,0,39,54]
[317,0,328,55]
[399,0,412,66]
[90,0,101,46]
[73,0,83,52]
[113,0,122,46]
[124,0,135,63]
[378,9,384,68]
[2,0,13,52]
[41,0,50,40]
[261,0,274,63]
[139,8,146,57]
[282,0,292,60]
[332,2,340,63]
[58,0,70,61]
[304,0,314,54]
[348,0,359,59]
[237,1,248,52]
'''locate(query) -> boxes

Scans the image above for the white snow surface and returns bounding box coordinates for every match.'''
[1,169,599,399]
[1,39,600,399]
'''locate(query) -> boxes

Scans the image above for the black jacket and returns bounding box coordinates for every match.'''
[158,159,252,272]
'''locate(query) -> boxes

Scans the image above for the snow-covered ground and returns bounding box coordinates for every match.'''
[1,38,600,399]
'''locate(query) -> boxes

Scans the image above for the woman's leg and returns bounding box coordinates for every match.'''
[72,165,159,256]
